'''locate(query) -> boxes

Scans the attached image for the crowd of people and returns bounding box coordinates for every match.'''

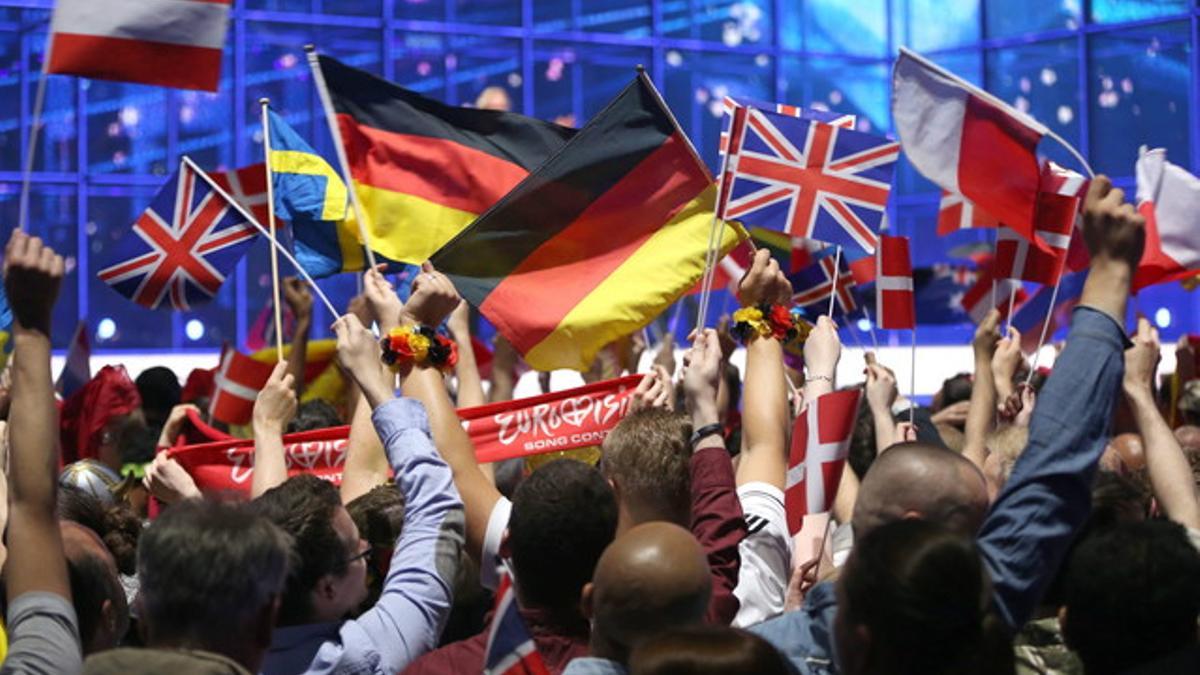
[0,175,1197,675]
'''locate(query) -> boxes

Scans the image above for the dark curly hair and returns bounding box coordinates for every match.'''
[58,485,142,575]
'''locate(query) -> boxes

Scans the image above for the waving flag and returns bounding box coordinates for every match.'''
[994,189,1077,285]
[719,107,899,255]
[483,574,550,675]
[47,0,230,91]
[937,191,999,235]
[960,261,1025,323]
[97,161,258,311]
[893,48,1048,251]
[1133,147,1200,291]
[786,389,861,534]
[718,95,856,155]
[56,322,92,398]
[790,254,857,317]
[209,345,275,426]
[267,110,347,224]
[209,163,278,230]
[876,235,915,329]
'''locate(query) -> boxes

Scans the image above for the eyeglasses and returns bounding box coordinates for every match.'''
[345,541,373,565]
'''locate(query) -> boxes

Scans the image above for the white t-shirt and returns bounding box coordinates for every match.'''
[480,496,514,591]
[732,482,792,628]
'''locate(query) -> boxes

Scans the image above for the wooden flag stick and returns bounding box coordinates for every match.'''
[17,60,50,232]
[259,99,285,363]
[827,246,842,318]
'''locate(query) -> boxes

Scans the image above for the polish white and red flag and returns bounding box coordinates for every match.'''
[1133,147,1200,291]
[785,389,861,535]
[46,0,231,91]
[937,190,999,235]
[876,235,915,329]
[209,345,274,426]
[893,48,1050,253]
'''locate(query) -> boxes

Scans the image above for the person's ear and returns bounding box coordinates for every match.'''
[580,582,595,621]
[316,574,338,605]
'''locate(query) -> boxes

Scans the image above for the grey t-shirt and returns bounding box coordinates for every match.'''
[1,592,83,674]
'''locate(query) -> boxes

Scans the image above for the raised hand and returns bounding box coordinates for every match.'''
[402,261,462,328]
[631,366,674,412]
[972,308,1002,361]
[156,403,200,448]
[804,315,841,382]
[3,230,65,336]
[1123,317,1160,400]
[1083,175,1146,268]
[334,314,393,408]
[447,299,472,340]
[363,266,403,331]
[142,453,201,504]
[683,328,723,428]
[253,362,298,435]
[864,362,897,415]
[738,248,792,307]
[282,277,313,323]
[992,326,1024,401]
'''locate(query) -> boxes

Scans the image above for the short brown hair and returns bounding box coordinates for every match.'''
[601,409,691,525]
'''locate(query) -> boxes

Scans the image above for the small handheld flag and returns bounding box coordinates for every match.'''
[790,254,857,317]
[875,235,915,329]
[483,574,550,675]
[786,389,862,535]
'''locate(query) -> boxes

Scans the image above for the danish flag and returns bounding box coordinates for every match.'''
[785,389,861,534]
[483,574,550,675]
[993,194,1076,285]
[959,259,1025,323]
[718,107,899,255]
[97,161,259,310]
[937,191,999,235]
[876,235,915,329]
[791,254,857,316]
[209,345,275,426]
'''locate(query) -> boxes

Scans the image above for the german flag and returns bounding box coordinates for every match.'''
[432,73,743,371]
[318,55,575,265]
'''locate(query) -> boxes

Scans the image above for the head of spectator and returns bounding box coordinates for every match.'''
[1061,520,1200,674]
[130,499,291,673]
[628,625,790,675]
[1087,470,1149,532]
[474,86,511,112]
[599,408,691,531]
[581,522,710,667]
[58,485,141,577]
[345,483,405,612]
[835,519,1013,675]
[934,372,973,411]
[135,366,181,431]
[60,365,142,468]
[254,474,369,625]
[851,442,990,541]
[61,520,129,654]
[503,459,617,626]
[286,399,342,434]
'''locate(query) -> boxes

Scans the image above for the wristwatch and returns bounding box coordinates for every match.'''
[690,422,725,447]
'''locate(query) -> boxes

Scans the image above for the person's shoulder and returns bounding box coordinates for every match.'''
[84,647,252,675]
[401,633,486,675]
[561,656,628,675]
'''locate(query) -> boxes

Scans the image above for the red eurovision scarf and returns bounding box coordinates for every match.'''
[168,374,641,494]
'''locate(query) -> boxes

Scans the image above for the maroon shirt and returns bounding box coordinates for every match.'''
[691,445,748,625]
[402,608,589,675]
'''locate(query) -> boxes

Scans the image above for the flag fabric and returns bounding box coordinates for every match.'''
[993,185,1078,285]
[209,345,276,426]
[937,191,999,235]
[790,254,857,317]
[893,48,1049,250]
[1133,147,1200,291]
[431,74,741,371]
[317,55,575,266]
[209,163,279,230]
[875,235,915,329]
[266,109,347,225]
[960,260,1026,324]
[719,106,899,255]
[483,574,551,675]
[56,322,92,398]
[97,161,259,310]
[1011,270,1088,352]
[46,0,230,91]
[1039,161,1091,274]
[785,389,862,534]
[692,226,796,296]
[913,264,975,324]
[719,95,856,155]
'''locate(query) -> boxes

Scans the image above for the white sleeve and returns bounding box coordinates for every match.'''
[732,482,792,628]
[479,496,514,591]
[831,521,855,568]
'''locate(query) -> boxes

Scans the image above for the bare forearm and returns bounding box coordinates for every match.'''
[963,355,995,469]
[831,461,859,524]
[1128,388,1200,529]
[738,337,788,488]
[340,376,391,503]
[872,407,897,454]
[452,331,487,408]
[1080,259,1131,328]
[251,422,289,498]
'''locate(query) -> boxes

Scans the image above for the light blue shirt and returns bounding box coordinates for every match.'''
[261,398,465,675]
[562,657,628,675]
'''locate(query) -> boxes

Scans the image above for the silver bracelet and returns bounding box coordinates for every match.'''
[806,374,833,383]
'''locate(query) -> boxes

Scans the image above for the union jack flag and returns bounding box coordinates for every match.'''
[719,95,856,155]
[718,107,899,255]
[209,162,284,229]
[98,161,259,310]
[483,574,550,675]
[790,254,857,316]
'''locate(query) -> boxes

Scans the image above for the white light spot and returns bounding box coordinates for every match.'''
[755,53,769,68]
[666,51,683,67]
[97,318,116,341]
[1121,77,1134,94]
[856,318,872,332]
[1013,96,1030,113]
[1056,105,1073,124]
[1040,68,1057,87]
[1019,76,1032,93]
[506,73,522,88]
[119,106,140,128]
[694,87,710,104]
[1101,76,1114,91]
[185,319,205,341]
[829,90,843,105]
[1155,307,1171,329]
[722,23,743,47]
[1098,90,1119,108]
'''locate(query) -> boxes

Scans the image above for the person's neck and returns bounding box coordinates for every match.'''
[615,502,687,535]
[150,634,259,673]
[588,633,627,667]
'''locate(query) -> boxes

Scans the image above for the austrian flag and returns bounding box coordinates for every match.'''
[47,0,231,91]
[876,235,915,329]
[785,389,862,535]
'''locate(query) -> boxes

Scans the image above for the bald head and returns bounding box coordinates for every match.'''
[852,443,989,540]
[586,522,710,664]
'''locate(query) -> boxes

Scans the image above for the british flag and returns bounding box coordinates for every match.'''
[209,162,284,229]
[790,253,857,316]
[718,95,856,155]
[483,574,550,675]
[97,161,259,310]
[718,107,899,255]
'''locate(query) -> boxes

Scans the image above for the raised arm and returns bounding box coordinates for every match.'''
[2,230,84,672]
[1124,318,1200,529]
[366,264,502,565]
[963,310,1002,470]
[976,175,1146,630]
[250,362,297,499]
[991,323,1023,406]
[447,300,486,409]
[282,277,313,398]
[864,359,898,455]
[340,288,396,504]
[332,313,464,671]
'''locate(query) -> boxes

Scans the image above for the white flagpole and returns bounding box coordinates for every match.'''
[1005,282,1017,333]
[183,155,340,319]
[304,44,378,271]
[1025,276,1063,386]
[827,246,842,318]
[259,99,285,363]
[18,33,54,232]
[860,303,880,351]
